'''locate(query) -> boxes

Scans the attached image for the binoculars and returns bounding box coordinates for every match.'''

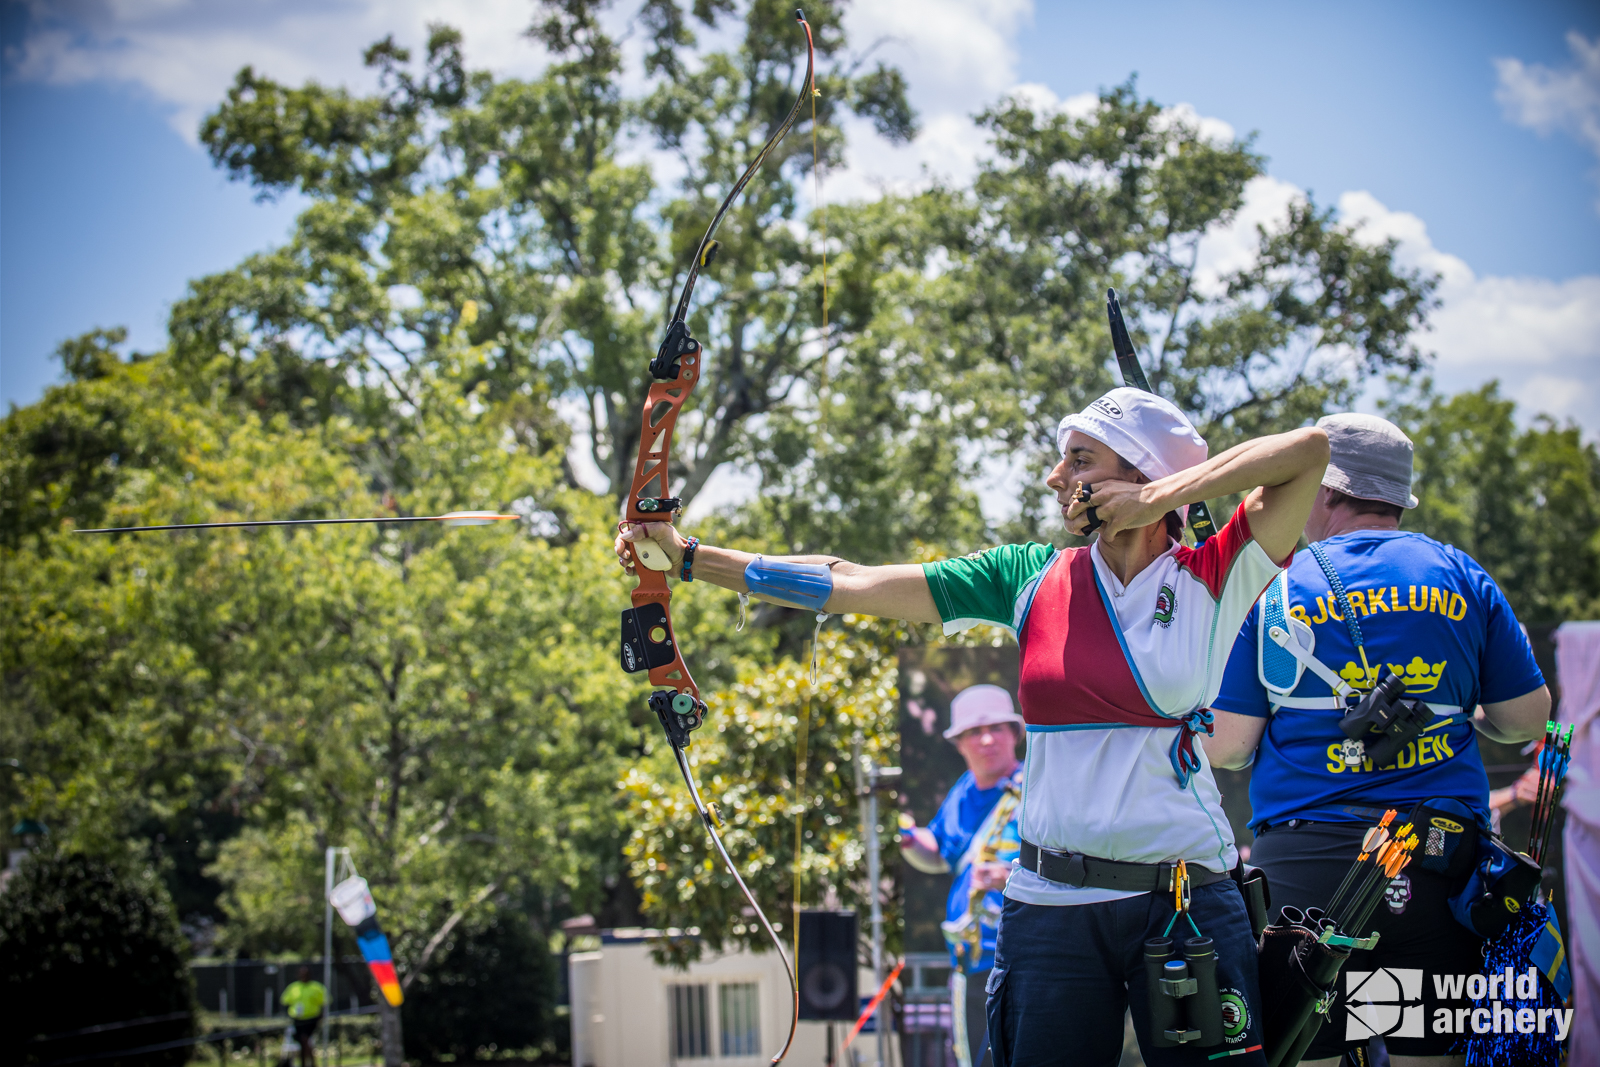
[1144,936,1223,1047]
[1339,670,1434,768]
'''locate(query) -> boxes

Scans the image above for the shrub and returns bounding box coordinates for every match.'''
[1,850,197,1067]
[401,911,554,1061]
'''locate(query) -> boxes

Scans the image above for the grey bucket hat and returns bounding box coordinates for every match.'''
[1316,413,1418,509]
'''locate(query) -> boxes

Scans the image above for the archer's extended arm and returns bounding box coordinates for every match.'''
[614,523,943,623]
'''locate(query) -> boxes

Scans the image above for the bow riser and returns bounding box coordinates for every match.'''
[619,339,704,729]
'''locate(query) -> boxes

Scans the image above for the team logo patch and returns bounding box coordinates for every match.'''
[1091,397,1124,419]
[1430,816,1464,834]
[1219,988,1249,1041]
[1153,584,1176,628]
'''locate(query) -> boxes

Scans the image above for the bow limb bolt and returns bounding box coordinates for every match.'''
[616,12,816,1064]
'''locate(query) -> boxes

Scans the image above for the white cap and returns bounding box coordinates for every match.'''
[943,684,1024,740]
[1056,387,1208,520]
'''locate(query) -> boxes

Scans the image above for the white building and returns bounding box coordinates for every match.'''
[568,928,872,1067]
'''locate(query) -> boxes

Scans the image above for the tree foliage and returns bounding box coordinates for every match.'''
[181,2,1434,564]
[622,613,909,961]
[187,0,913,510]
[1384,380,1600,622]
[401,908,557,1060]
[2,850,196,1066]
[1,346,646,996]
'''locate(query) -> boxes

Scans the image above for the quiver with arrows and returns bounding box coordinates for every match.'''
[1257,906,1355,1067]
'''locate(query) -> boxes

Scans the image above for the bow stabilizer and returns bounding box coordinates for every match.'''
[618,13,816,1064]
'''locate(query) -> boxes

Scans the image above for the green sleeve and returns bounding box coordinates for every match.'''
[921,543,1057,635]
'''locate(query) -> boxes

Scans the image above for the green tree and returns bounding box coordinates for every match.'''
[1384,380,1600,622]
[622,613,908,959]
[0,345,656,1066]
[400,907,557,1060]
[2,849,196,1067]
[747,81,1436,556]
[186,0,914,508]
[183,5,1434,566]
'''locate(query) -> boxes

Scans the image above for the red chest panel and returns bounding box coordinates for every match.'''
[1017,548,1173,729]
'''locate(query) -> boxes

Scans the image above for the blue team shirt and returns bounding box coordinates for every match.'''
[927,768,1022,971]
[1214,529,1544,829]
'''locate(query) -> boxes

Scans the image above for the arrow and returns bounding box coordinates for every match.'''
[74,511,520,534]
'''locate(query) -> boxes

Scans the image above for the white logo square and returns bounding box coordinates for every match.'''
[1345,967,1424,1040]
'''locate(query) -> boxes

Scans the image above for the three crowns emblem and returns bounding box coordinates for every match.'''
[1337,656,1446,693]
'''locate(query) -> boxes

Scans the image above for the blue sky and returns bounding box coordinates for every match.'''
[3,0,1598,434]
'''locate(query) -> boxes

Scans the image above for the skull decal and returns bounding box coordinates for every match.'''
[1383,872,1412,915]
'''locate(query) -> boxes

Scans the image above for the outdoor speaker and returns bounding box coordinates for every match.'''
[797,909,858,1021]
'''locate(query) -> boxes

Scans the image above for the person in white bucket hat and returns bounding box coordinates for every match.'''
[898,684,1025,1067]
[617,384,1329,1065]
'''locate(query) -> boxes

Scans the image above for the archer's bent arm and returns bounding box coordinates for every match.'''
[615,523,944,623]
[1067,427,1329,564]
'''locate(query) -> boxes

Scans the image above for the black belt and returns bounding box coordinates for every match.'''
[1019,840,1229,893]
[1255,804,1391,835]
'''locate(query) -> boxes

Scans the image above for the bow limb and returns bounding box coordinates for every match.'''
[616,12,816,1065]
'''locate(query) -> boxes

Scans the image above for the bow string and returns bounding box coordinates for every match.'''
[617,11,817,1064]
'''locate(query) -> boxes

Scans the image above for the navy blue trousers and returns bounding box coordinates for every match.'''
[985,882,1268,1066]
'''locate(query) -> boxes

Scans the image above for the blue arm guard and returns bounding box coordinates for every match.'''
[744,556,833,612]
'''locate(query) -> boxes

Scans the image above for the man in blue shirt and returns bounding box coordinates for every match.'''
[901,684,1023,1067]
[1209,413,1550,1067]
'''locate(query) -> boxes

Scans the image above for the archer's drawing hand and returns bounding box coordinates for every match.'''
[615,521,686,577]
[1065,479,1162,539]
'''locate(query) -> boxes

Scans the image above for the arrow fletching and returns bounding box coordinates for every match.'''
[439,511,519,525]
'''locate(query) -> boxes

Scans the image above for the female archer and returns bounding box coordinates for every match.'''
[616,387,1328,1066]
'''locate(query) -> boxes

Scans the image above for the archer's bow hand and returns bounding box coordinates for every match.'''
[616,521,686,577]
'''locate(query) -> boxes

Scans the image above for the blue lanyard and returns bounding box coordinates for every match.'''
[1308,541,1380,690]
[1308,541,1365,651]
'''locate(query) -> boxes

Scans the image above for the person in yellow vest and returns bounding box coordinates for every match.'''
[282,966,326,1067]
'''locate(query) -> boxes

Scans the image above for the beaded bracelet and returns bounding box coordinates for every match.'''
[681,536,700,582]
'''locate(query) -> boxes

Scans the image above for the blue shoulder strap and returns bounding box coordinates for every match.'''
[1258,571,1301,692]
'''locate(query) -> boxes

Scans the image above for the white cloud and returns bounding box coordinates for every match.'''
[1192,174,1303,296]
[821,0,1032,202]
[1338,190,1600,432]
[1494,31,1600,211]
[4,0,549,141]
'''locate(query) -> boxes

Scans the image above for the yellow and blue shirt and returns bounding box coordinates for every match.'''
[1215,529,1544,828]
[927,769,1022,971]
